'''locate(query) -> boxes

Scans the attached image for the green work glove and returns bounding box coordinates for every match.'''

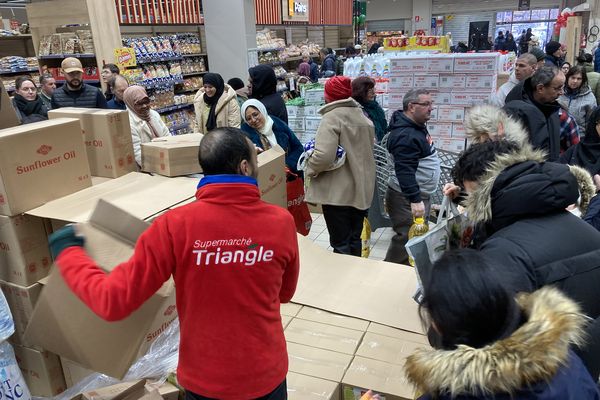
[48,224,85,260]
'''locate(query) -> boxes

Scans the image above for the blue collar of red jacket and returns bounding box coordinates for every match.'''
[197,174,258,189]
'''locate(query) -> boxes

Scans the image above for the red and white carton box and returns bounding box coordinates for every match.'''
[427,56,454,73]
[388,75,414,90]
[437,138,467,152]
[413,74,439,89]
[430,90,452,105]
[465,74,497,90]
[437,105,465,122]
[429,107,438,121]
[452,122,467,138]
[451,91,492,106]
[439,74,466,89]
[376,94,390,108]
[453,54,498,73]
[390,57,427,74]
[388,92,408,109]
[427,122,452,138]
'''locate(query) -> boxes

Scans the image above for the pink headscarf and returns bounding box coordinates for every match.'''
[123,85,159,137]
[298,62,311,77]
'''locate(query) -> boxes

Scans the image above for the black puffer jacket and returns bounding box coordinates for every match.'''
[504,78,561,161]
[248,65,288,124]
[465,144,600,377]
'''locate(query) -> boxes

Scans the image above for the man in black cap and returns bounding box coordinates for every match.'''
[51,57,107,109]
[545,41,564,67]
[227,77,248,110]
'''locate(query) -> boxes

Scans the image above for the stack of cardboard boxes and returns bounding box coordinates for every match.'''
[287,87,326,146]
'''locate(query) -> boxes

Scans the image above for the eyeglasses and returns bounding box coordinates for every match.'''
[411,101,433,107]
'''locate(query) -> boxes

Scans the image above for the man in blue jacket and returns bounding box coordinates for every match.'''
[384,88,441,264]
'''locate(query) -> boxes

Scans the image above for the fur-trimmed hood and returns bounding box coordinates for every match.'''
[405,287,588,397]
[463,105,529,147]
[465,144,596,226]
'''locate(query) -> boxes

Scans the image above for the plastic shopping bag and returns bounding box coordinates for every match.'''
[361,218,372,258]
[286,169,312,236]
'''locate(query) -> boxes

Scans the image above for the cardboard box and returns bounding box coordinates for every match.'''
[24,201,178,379]
[287,342,353,382]
[304,89,325,105]
[288,118,306,132]
[257,145,286,208]
[436,106,465,122]
[453,55,498,73]
[304,106,319,117]
[437,138,466,152]
[413,74,439,89]
[281,302,303,317]
[282,314,293,329]
[426,56,454,73]
[0,81,19,129]
[429,91,452,105]
[356,332,427,365]
[0,280,41,346]
[388,75,414,90]
[465,74,497,90]
[287,372,340,400]
[26,172,197,223]
[367,323,430,345]
[390,58,427,74]
[61,357,95,388]
[286,105,305,118]
[142,134,203,177]
[0,118,92,216]
[427,123,452,138]
[285,318,365,355]
[452,123,466,139]
[292,236,424,334]
[388,92,409,109]
[48,108,136,178]
[144,382,180,400]
[497,73,510,89]
[92,176,113,185]
[438,74,466,89]
[451,91,492,106]
[81,380,146,400]
[304,117,321,132]
[301,131,317,145]
[12,343,66,397]
[0,214,52,286]
[429,107,438,122]
[342,357,416,400]
[296,306,369,331]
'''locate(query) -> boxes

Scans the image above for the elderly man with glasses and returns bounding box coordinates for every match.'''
[382,88,441,265]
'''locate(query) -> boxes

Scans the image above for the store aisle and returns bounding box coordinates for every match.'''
[308,213,394,261]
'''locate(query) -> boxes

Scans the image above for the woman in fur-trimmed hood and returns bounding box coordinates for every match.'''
[406,249,600,400]
[452,139,600,378]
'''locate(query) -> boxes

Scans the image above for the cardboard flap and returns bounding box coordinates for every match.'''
[88,199,149,247]
[257,144,285,164]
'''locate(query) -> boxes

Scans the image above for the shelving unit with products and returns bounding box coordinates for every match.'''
[0,34,40,94]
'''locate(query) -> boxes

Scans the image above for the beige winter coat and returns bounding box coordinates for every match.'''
[193,84,241,134]
[305,98,375,210]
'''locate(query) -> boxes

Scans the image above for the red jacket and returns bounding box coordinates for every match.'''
[56,175,300,399]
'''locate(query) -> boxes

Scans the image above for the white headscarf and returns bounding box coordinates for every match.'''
[241,99,277,149]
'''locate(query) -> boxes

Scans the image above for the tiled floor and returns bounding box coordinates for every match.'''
[308,213,395,261]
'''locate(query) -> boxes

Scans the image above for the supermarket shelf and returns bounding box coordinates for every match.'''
[138,78,184,89]
[167,121,191,132]
[181,53,206,57]
[0,34,33,40]
[0,68,40,75]
[38,54,96,60]
[175,87,201,94]
[137,55,183,63]
[257,48,284,52]
[182,71,208,77]
[260,61,285,66]
[155,103,193,114]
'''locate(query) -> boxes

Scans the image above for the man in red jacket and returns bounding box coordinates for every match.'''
[49,128,300,400]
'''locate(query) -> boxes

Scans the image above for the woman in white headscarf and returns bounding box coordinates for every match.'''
[240,99,303,174]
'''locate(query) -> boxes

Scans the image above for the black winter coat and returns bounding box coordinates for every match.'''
[504,78,561,161]
[248,64,288,124]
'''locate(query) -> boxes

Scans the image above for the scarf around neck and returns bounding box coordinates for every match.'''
[202,73,225,131]
[241,99,277,149]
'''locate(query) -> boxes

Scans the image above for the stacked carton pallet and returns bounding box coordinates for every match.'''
[287,87,326,145]
[385,53,499,153]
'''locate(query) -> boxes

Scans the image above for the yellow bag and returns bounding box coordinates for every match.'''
[361,217,372,258]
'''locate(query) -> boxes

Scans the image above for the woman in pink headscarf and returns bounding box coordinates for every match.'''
[123,85,171,166]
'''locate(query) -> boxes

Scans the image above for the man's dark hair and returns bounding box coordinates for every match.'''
[108,74,128,90]
[452,140,520,186]
[39,74,54,85]
[102,63,120,74]
[565,65,588,90]
[198,128,253,175]
[351,76,375,104]
[421,248,519,349]
[531,65,559,88]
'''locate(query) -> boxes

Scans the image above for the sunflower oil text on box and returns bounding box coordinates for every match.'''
[465,74,497,90]
[452,123,466,138]
[453,54,499,73]
[426,56,454,73]
[0,118,92,216]
[436,106,465,122]
[47,108,136,179]
[439,74,466,89]
[450,91,492,106]
[413,73,439,89]
[388,75,414,91]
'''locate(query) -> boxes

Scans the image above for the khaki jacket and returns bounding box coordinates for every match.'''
[193,85,241,134]
[305,98,375,210]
